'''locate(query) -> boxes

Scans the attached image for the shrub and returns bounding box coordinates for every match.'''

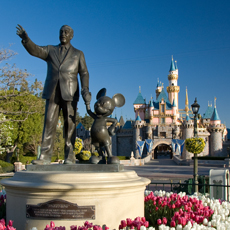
[185,137,205,154]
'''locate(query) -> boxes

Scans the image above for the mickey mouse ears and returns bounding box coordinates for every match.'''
[96,88,106,100]
[112,93,125,107]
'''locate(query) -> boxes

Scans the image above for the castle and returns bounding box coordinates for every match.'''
[110,57,228,159]
[76,57,228,159]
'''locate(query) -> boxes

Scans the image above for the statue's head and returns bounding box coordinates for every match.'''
[59,25,74,45]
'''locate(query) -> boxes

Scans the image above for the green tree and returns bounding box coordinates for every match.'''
[81,113,94,130]
[0,114,14,154]
[0,47,44,159]
[0,48,43,123]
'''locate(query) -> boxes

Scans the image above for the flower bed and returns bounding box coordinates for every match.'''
[145,190,230,230]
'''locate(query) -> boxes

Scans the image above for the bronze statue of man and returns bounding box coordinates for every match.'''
[16,24,91,165]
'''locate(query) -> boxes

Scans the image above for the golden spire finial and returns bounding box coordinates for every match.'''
[214,97,217,108]
[162,82,164,88]
[185,87,189,113]
[139,86,141,93]
[171,55,173,60]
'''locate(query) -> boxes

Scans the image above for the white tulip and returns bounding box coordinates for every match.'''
[140,226,147,230]
[203,218,208,225]
[211,220,217,227]
[148,227,155,230]
[176,225,183,230]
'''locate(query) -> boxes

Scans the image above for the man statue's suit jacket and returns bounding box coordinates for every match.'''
[22,39,89,102]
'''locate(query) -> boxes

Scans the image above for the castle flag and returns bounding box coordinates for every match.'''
[137,141,145,157]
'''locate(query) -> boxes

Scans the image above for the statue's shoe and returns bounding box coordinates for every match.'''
[107,156,120,164]
[89,155,101,164]
[31,159,51,165]
[63,159,76,164]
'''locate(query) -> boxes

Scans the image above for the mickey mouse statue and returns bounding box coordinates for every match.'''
[85,88,125,164]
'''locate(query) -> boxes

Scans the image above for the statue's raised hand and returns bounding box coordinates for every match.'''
[16,24,29,41]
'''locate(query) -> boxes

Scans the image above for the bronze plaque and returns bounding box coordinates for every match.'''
[26,199,95,220]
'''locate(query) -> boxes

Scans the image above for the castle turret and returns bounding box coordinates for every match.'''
[149,97,154,123]
[181,114,194,159]
[167,57,180,110]
[133,116,145,158]
[208,99,224,156]
[172,98,177,123]
[133,86,146,120]
[155,80,162,99]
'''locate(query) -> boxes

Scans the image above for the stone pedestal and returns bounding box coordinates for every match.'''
[1,164,150,230]
[14,162,23,172]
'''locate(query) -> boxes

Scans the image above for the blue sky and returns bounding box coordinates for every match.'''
[1,0,230,127]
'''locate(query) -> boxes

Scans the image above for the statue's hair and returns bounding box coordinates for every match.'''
[60,25,74,38]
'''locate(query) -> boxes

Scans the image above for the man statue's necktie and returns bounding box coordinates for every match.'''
[60,46,65,61]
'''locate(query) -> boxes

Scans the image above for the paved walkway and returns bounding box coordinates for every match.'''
[124,156,223,181]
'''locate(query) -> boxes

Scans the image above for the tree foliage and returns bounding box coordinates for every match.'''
[0,48,43,123]
[185,137,205,154]
[0,47,44,157]
[0,114,14,154]
[76,112,94,130]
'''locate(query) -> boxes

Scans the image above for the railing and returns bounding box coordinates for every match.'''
[147,181,230,201]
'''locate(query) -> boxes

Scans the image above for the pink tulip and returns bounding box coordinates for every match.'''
[162,217,167,225]
[157,219,162,225]
[118,225,122,230]
[105,227,109,230]
[170,221,176,227]
[50,221,55,228]
[144,221,149,228]
[126,218,133,227]
[134,217,141,222]
[155,207,159,211]
[0,220,5,227]
[194,215,199,223]
[181,217,187,226]
[70,226,77,230]
[8,221,13,227]
[136,223,141,230]
[120,220,127,228]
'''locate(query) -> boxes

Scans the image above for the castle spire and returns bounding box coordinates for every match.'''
[169,56,176,72]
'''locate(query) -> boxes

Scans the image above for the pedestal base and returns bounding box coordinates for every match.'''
[1,165,150,230]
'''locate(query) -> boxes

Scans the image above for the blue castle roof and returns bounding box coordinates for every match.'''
[122,120,133,129]
[186,114,190,121]
[149,100,154,107]
[169,58,176,71]
[76,122,85,130]
[133,92,145,104]
[203,105,214,119]
[154,89,172,110]
[211,107,220,121]
[136,115,141,121]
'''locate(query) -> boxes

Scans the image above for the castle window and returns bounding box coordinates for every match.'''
[161,118,165,124]
[161,104,165,113]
